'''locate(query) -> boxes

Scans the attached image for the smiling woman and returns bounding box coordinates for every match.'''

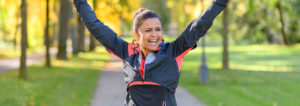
[73,0,228,105]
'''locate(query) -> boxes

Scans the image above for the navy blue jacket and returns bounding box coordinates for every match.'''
[73,0,227,105]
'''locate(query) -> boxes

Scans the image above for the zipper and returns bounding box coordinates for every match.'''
[139,58,145,80]
[139,51,146,80]
[139,52,155,81]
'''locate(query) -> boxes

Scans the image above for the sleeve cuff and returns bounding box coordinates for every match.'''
[213,0,228,7]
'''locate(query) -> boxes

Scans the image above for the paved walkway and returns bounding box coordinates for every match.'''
[0,48,69,73]
[0,53,53,73]
[91,56,205,106]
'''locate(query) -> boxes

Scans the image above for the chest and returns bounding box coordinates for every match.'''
[123,52,180,82]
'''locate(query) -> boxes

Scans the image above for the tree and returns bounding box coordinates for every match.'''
[222,3,229,70]
[69,0,78,56]
[71,15,79,56]
[89,0,98,51]
[57,0,72,60]
[20,0,28,80]
[276,0,288,45]
[78,16,86,52]
[71,22,79,56]
[45,0,51,67]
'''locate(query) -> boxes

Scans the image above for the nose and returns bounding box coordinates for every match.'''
[151,30,158,37]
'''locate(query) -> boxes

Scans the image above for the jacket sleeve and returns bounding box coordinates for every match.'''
[168,0,228,57]
[73,0,129,60]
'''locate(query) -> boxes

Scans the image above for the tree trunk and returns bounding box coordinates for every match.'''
[68,3,78,56]
[222,6,229,70]
[20,0,28,80]
[89,33,97,51]
[276,0,288,45]
[57,0,72,60]
[71,23,79,56]
[51,23,56,46]
[51,2,59,46]
[78,16,86,52]
[45,0,51,67]
[89,0,98,51]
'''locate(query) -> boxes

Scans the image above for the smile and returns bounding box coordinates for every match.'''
[148,40,158,45]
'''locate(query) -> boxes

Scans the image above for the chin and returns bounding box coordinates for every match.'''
[151,47,159,51]
[145,46,158,52]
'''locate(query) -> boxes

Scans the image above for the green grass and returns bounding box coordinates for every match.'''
[179,44,300,106]
[0,46,110,106]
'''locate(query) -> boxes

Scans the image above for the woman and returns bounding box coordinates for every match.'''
[73,0,228,105]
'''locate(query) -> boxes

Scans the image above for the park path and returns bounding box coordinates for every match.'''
[0,48,55,73]
[91,55,205,106]
[0,54,43,73]
[0,48,71,73]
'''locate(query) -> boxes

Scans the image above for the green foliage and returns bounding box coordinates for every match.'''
[228,0,300,44]
[0,47,110,105]
[180,44,300,105]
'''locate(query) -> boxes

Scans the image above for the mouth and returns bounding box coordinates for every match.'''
[148,40,158,46]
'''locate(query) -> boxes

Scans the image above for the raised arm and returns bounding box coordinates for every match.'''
[169,0,228,57]
[73,0,129,60]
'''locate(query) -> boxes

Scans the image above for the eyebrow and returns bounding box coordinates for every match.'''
[144,28,152,30]
[144,26,161,29]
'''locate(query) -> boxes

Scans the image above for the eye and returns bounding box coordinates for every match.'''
[145,29,151,32]
[156,28,161,31]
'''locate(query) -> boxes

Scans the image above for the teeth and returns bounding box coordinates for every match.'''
[148,40,157,45]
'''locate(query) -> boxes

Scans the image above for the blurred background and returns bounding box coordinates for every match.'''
[0,0,300,106]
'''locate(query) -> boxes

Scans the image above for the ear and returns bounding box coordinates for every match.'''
[134,32,140,40]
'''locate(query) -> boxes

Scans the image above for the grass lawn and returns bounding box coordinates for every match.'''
[0,46,110,106]
[179,44,300,106]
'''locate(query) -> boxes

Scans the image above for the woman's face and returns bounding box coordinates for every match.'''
[136,18,163,54]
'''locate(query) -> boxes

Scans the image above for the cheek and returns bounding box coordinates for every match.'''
[157,31,163,38]
[158,34,163,40]
[139,34,148,42]
[139,36,146,44]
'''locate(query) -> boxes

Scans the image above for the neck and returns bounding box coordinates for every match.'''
[142,49,152,58]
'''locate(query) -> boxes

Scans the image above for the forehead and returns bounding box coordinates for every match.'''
[140,18,161,29]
